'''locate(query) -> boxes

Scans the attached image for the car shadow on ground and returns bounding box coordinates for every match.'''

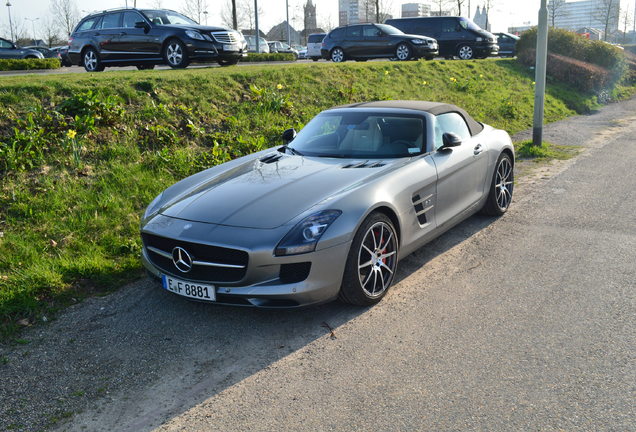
[0,213,497,432]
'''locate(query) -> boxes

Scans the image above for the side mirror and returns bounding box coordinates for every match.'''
[282,128,297,144]
[441,132,462,149]
[135,21,150,31]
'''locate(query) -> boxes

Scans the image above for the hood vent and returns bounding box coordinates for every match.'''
[259,153,284,164]
[342,160,386,169]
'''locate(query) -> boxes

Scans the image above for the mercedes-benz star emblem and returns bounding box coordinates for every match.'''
[172,247,193,273]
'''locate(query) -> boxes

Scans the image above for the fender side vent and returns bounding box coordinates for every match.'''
[260,153,283,164]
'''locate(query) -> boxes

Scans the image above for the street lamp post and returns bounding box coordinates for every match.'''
[254,0,260,53]
[286,0,291,47]
[5,1,14,42]
[203,10,208,25]
[25,17,40,44]
[532,0,549,146]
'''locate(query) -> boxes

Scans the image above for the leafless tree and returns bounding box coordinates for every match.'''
[221,0,246,29]
[620,6,633,43]
[547,0,567,27]
[455,0,465,16]
[596,0,620,41]
[42,17,61,47]
[431,0,452,16]
[181,0,209,24]
[149,0,164,8]
[50,0,80,37]
[482,0,495,31]
[242,0,265,32]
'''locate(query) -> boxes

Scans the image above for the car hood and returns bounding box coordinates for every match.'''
[403,33,436,43]
[159,24,235,33]
[159,154,394,229]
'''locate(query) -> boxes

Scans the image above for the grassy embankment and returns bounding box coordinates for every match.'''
[0,58,629,338]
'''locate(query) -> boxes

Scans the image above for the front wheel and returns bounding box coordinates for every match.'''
[164,39,189,68]
[457,44,474,60]
[311,57,320,62]
[330,47,345,63]
[395,43,412,61]
[83,48,104,72]
[339,213,399,306]
[481,152,514,216]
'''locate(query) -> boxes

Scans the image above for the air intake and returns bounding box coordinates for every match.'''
[342,160,385,169]
[259,153,284,164]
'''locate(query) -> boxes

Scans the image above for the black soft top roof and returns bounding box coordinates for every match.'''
[336,100,484,136]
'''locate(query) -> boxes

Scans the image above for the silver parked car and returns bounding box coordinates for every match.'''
[141,101,514,307]
[0,38,44,59]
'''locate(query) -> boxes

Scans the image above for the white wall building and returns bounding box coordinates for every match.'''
[339,0,366,26]
[550,0,620,39]
[401,3,431,18]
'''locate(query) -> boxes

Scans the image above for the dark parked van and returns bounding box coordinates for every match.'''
[385,16,498,60]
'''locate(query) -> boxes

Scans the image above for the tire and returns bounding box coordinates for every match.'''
[395,42,412,61]
[339,213,399,306]
[481,152,514,216]
[136,64,155,70]
[424,55,435,61]
[82,48,104,72]
[330,47,345,63]
[457,44,474,60]
[163,39,189,68]
[217,58,240,66]
[311,57,319,62]
[355,59,368,62]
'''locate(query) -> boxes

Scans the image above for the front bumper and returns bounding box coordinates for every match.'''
[412,44,439,58]
[475,43,499,57]
[186,39,247,61]
[141,215,351,308]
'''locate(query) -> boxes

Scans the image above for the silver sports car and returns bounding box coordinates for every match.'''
[141,100,514,307]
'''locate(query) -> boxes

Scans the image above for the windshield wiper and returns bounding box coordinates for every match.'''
[280,145,304,156]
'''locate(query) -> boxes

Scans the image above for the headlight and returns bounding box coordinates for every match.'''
[411,39,425,45]
[143,192,164,221]
[275,210,342,256]
[185,30,205,40]
[476,37,483,42]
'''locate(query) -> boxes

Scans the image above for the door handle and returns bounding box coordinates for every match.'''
[473,144,483,155]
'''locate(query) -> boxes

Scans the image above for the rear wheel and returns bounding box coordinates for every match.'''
[457,44,474,60]
[311,57,319,62]
[82,48,104,72]
[339,213,399,306]
[330,47,345,63]
[396,43,412,61]
[164,39,189,68]
[481,152,514,216]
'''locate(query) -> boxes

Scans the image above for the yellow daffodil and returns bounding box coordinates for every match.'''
[422,81,427,85]
[66,130,77,139]
[532,81,536,85]
[276,83,284,90]
[384,70,389,75]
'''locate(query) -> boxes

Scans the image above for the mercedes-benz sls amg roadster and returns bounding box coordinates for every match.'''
[141,100,514,307]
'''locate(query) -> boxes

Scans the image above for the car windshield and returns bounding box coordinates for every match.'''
[141,10,198,25]
[375,24,404,35]
[458,17,482,32]
[289,112,425,159]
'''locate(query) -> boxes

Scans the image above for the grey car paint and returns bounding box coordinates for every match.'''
[0,38,45,59]
[141,103,513,307]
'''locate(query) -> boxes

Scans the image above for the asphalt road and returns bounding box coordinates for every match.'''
[0,98,634,432]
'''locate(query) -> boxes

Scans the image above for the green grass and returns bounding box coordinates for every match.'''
[515,139,581,161]
[0,58,60,71]
[0,58,629,339]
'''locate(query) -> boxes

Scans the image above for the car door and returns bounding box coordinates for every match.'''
[0,39,20,59]
[344,25,364,58]
[431,112,489,226]
[115,11,158,59]
[439,18,466,57]
[95,12,123,61]
[362,25,388,57]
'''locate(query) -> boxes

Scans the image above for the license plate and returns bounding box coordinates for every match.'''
[223,44,239,51]
[162,274,216,301]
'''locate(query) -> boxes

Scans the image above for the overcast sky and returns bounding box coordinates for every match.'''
[2,0,631,41]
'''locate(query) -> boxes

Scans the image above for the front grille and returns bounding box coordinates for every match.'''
[279,262,312,284]
[211,31,240,44]
[142,233,248,283]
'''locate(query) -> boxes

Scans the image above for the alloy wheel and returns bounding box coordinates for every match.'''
[331,48,344,62]
[495,156,513,210]
[458,45,473,60]
[357,221,397,298]
[84,50,97,71]
[167,42,183,66]
[396,43,410,61]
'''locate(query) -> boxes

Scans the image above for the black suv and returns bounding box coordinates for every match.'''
[68,8,247,71]
[321,23,438,62]
[385,16,498,60]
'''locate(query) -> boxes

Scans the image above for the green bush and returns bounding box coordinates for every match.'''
[517,28,626,84]
[0,58,60,71]
[242,53,297,62]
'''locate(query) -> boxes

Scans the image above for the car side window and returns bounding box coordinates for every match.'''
[346,26,362,38]
[434,113,471,149]
[363,26,379,37]
[330,28,344,39]
[441,19,460,33]
[123,12,143,28]
[0,39,12,49]
[76,17,99,32]
[100,12,122,29]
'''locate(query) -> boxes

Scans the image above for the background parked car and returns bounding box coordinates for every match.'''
[385,16,498,60]
[494,32,519,57]
[23,46,59,59]
[297,47,307,59]
[306,32,325,61]
[244,35,270,53]
[51,46,73,66]
[267,41,298,59]
[68,8,246,72]
[0,38,44,59]
[321,23,438,62]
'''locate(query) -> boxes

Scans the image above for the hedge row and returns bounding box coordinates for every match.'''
[241,52,297,62]
[519,49,611,92]
[0,58,61,71]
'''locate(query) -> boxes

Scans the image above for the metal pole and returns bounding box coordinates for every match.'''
[532,0,549,147]
[254,0,260,53]
[26,18,39,42]
[286,0,290,46]
[6,2,14,42]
